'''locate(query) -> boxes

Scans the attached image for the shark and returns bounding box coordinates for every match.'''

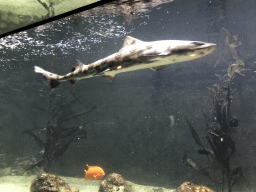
[34,36,216,89]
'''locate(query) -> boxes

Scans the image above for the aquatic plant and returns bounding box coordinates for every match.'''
[183,62,249,192]
[23,91,96,173]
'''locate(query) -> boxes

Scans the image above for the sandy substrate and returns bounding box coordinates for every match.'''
[0,175,175,192]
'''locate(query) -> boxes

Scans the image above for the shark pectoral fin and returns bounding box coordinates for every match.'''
[150,65,169,71]
[69,80,77,86]
[122,36,142,47]
[71,60,84,72]
[93,68,110,76]
[103,75,116,81]
[48,79,60,88]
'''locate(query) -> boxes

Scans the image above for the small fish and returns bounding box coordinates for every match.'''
[84,164,105,180]
[34,36,216,89]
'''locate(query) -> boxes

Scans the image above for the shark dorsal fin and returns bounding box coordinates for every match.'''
[71,60,84,72]
[123,36,141,47]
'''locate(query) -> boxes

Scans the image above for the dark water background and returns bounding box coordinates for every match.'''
[0,0,256,190]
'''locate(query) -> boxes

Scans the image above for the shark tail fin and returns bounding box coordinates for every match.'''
[34,66,61,89]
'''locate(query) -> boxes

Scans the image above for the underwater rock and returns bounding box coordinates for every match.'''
[30,173,79,192]
[176,181,214,192]
[99,173,132,192]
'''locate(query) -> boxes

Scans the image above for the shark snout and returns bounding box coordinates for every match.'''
[205,43,217,54]
[192,41,206,46]
[192,41,217,54]
[192,41,216,48]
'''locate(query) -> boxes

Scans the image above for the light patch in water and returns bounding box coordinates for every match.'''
[169,115,175,127]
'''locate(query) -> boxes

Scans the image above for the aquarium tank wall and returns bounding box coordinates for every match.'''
[0,0,256,191]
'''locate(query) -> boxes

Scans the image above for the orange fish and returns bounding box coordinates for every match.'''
[84,164,105,180]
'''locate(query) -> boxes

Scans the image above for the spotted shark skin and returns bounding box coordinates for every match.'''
[34,36,216,89]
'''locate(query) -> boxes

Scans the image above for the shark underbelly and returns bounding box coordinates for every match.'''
[101,52,204,77]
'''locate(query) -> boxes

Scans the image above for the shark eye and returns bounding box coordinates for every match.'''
[192,42,205,46]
